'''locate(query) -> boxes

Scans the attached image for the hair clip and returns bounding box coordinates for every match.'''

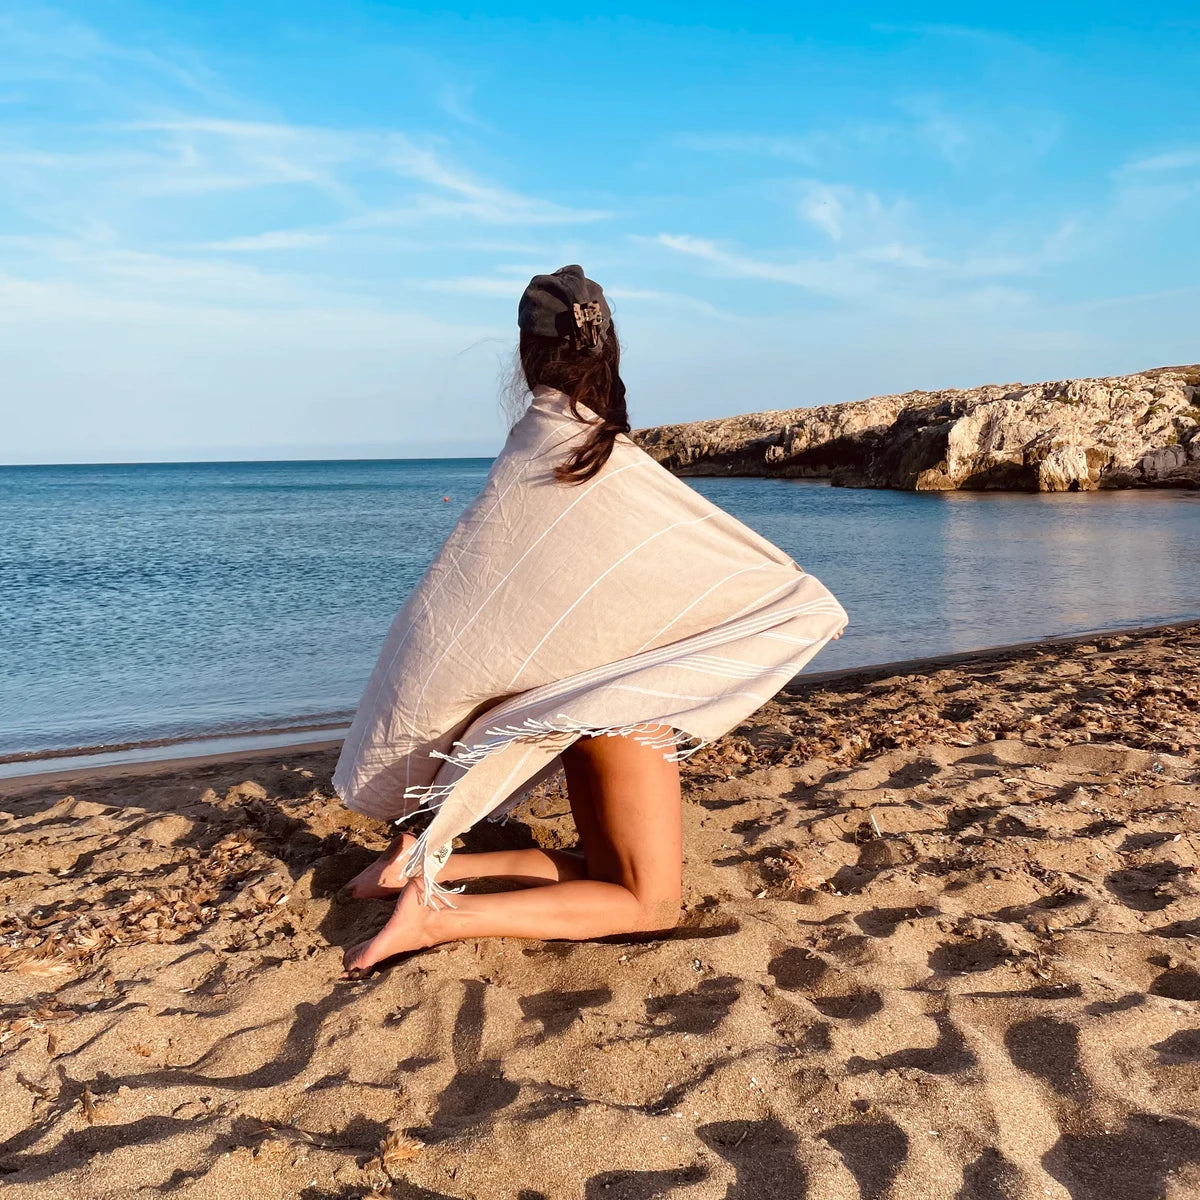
[571,301,605,350]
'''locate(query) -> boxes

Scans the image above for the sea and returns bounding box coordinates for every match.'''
[2,458,1198,767]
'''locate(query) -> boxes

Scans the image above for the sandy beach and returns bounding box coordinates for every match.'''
[2,622,1198,1199]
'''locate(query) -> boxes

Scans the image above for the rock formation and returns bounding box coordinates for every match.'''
[634,365,1200,491]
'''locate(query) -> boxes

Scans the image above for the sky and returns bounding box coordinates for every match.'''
[2,2,1198,463]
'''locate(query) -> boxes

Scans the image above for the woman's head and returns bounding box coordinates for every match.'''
[516,265,629,484]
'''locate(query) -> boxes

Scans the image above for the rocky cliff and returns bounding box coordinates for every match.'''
[633,365,1200,491]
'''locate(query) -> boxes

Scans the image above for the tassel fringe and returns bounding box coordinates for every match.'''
[411,714,706,789]
[389,715,709,893]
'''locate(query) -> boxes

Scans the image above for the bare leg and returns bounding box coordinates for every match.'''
[344,833,588,899]
[342,727,683,975]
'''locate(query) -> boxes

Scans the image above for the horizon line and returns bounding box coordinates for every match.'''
[0,452,501,469]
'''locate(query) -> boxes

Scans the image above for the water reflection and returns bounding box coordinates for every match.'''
[3,462,1197,755]
[687,479,1200,672]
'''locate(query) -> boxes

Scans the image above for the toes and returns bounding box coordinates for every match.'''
[343,935,398,977]
[375,867,407,891]
[342,940,377,976]
[338,889,431,978]
[344,859,388,896]
[342,918,404,976]
[347,879,395,901]
[378,836,417,888]
[343,835,416,900]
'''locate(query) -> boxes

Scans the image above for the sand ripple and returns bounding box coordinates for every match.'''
[1,624,1198,1198]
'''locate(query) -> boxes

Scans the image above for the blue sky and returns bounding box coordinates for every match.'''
[2,2,1198,463]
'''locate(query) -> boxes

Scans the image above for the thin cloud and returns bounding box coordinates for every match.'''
[417,275,527,297]
[653,216,1071,301]
[605,286,724,315]
[871,22,1044,58]
[436,80,491,130]
[678,133,822,165]
[0,8,232,107]
[5,112,610,229]
[380,138,612,226]
[794,180,900,243]
[653,233,870,297]
[206,231,328,252]
[680,99,1058,176]
[1126,148,1200,173]
[896,94,972,163]
[126,120,611,225]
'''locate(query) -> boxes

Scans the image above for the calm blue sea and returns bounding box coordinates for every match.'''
[2,458,1198,760]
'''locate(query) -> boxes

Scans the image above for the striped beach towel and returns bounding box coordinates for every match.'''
[333,385,847,900]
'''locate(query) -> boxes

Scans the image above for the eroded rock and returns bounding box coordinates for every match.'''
[634,365,1200,492]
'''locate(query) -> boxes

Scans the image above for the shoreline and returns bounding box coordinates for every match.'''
[4,615,1197,795]
[789,614,1200,688]
[0,731,349,794]
[0,716,352,766]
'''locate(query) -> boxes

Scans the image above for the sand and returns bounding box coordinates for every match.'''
[2,623,1199,1199]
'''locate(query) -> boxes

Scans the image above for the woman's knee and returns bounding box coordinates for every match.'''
[631,894,682,932]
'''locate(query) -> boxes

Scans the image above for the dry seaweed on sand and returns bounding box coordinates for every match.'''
[0,623,1198,1198]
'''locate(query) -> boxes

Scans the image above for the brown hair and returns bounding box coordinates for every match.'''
[517,328,630,484]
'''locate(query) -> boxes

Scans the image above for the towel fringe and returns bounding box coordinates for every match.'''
[402,716,707,817]
[390,716,709,887]
[422,875,466,910]
[386,824,464,908]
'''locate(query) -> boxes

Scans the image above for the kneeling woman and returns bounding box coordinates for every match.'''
[335,266,847,977]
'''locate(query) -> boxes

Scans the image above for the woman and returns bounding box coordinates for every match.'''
[335,265,847,978]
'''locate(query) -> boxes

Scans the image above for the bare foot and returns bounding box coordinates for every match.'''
[342,882,438,978]
[344,832,419,900]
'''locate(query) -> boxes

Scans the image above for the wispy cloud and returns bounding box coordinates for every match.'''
[18,243,335,308]
[1108,147,1200,229]
[0,107,611,270]
[794,180,904,243]
[417,274,527,297]
[653,234,871,297]
[418,273,727,316]
[678,125,901,170]
[654,177,941,293]
[205,231,328,252]
[8,115,611,228]
[653,209,1074,301]
[681,92,1059,176]
[871,22,1044,58]
[436,79,491,130]
[895,94,972,163]
[678,133,823,165]
[357,137,611,226]
[1125,148,1200,173]
[0,6,232,108]
[3,2,1197,462]
[605,286,724,316]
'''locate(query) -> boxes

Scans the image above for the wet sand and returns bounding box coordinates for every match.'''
[1,622,1198,1198]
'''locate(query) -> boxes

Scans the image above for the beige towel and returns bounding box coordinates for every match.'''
[334,385,847,899]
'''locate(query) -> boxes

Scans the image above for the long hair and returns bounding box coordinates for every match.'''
[513,328,630,484]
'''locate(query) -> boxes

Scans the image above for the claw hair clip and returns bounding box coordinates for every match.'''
[571,301,606,351]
